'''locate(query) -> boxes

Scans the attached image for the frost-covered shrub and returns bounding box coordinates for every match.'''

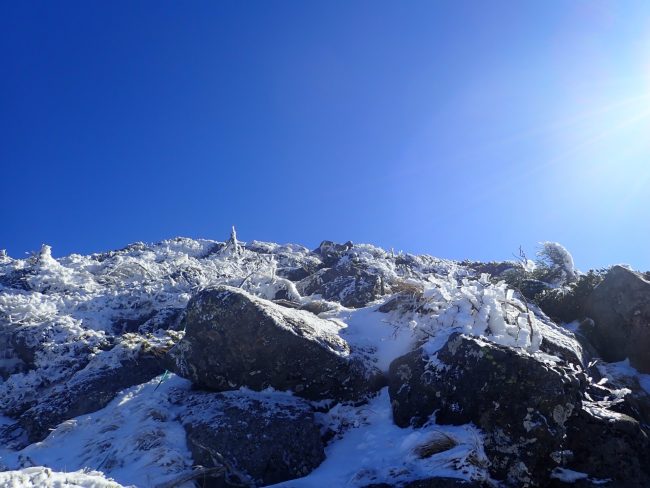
[535,242,577,286]
[501,242,578,296]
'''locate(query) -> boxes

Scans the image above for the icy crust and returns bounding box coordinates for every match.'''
[0,467,127,488]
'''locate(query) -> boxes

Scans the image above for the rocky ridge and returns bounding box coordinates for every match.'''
[0,235,648,487]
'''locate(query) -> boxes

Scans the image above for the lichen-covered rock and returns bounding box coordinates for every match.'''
[168,286,384,402]
[173,388,325,486]
[388,333,584,486]
[584,265,650,372]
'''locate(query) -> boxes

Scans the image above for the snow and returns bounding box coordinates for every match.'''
[550,467,588,482]
[598,359,650,395]
[0,375,194,488]
[0,467,127,488]
[269,389,489,487]
[335,306,416,372]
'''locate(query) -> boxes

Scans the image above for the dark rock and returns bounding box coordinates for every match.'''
[462,260,519,278]
[18,342,164,443]
[6,321,103,379]
[299,299,338,316]
[0,325,27,379]
[537,328,586,368]
[536,271,605,324]
[168,286,384,402]
[273,287,292,301]
[561,403,650,488]
[388,334,583,486]
[378,292,423,314]
[112,310,157,334]
[0,268,33,291]
[314,240,354,267]
[272,298,301,309]
[276,266,312,282]
[519,279,552,300]
[174,389,324,486]
[584,266,650,372]
[137,307,184,334]
[594,364,650,427]
[363,478,486,488]
[297,262,385,308]
[9,326,40,369]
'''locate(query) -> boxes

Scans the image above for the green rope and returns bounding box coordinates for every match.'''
[153,369,170,392]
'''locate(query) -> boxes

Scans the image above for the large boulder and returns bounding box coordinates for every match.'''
[584,265,650,372]
[173,388,325,486]
[388,334,583,486]
[168,286,384,402]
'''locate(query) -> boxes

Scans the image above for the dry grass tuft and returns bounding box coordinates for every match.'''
[413,431,458,458]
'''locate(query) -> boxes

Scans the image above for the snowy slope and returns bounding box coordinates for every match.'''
[0,235,606,487]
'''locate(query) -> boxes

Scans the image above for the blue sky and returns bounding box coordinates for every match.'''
[2,1,650,270]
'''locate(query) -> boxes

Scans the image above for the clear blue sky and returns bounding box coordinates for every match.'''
[2,1,650,271]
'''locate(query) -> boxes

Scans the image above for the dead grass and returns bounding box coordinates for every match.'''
[413,431,458,458]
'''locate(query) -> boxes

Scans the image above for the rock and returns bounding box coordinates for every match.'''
[560,402,650,488]
[535,271,605,325]
[276,265,314,282]
[314,240,354,267]
[111,311,157,334]
[536,324,587,368]
[297,262,385,308]
[378,291,423,314]
[584,265,650,372]
[168,286,384,402]
[173,389,325,486]
[18,340,165,443]
[462,260,519,278]
[595,362,650,427]
[298,299,338,316]
[519,279,552,300]
[136,307,184,334]
[388,333,583,486]
[0,268,33,291]
[363,478,487,488]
